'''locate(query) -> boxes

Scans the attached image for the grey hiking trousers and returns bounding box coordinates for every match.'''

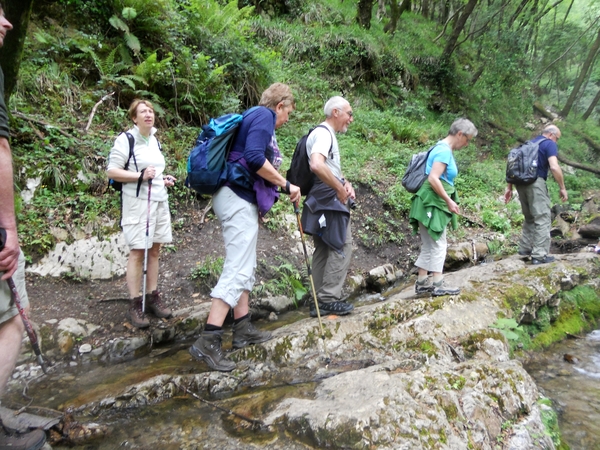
[312,220,352,303]
[515,178,551,260]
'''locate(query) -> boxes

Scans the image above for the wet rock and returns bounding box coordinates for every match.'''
[365,263,400,291]
[255,295,296,313]
[578,215,600,238]
[57,318,100,355]
[107,336,150,361]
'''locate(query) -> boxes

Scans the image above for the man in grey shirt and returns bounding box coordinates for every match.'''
[301,96,356,317]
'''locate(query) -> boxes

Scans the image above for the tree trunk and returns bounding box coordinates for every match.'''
[441,0,479,60]
[384,0,411,34]
[357,0,375,29]
[560,27,600,118]
[0,0,34,103]
[582,88,600,121]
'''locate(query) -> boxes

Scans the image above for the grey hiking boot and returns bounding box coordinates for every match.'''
[232,317,272,349]
[415,278,434,294]
[189,329,236,372]
[0,425,46,450]
[126,296,150,328]
[432,280,460,296]
[145,290,172,318]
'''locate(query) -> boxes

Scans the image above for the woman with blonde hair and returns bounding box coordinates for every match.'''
[107,99,176,328]
[189,83,301,371]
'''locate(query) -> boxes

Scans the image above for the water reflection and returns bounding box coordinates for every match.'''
[524,330,600,449]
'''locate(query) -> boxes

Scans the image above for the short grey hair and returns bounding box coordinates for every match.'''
[542,124,560,136]
[449,118,478,137]
[324,96,349,118]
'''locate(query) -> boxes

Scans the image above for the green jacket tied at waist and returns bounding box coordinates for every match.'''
[409,179,459,241]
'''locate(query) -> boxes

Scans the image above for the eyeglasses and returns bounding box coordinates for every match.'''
[463,133,472,144]
[338,109,353,118]
[551,132,560,141]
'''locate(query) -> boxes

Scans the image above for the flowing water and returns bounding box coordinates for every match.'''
[3,291,390,449]
[524,329,600,449]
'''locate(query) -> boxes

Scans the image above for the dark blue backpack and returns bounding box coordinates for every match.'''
[505,138,547,185]
[185,108,258,195]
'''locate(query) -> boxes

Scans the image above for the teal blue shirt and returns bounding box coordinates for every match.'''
[425,141,457,186]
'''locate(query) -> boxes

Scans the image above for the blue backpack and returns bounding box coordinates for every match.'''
[185,107,258,195]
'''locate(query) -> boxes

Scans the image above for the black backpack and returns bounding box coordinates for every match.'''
[286,125,333,196]
[505,138,546,185]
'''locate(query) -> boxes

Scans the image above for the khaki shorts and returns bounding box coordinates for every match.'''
[122,195,172,250]
[0,250,29,325]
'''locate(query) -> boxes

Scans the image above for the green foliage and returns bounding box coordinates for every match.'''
[252,258,306,306]
[491,318,524,343]
[190,256,224,293]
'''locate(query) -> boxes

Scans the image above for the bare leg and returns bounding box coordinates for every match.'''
[206,290,249,326]
[0,314,24,396]
[126,249,144,298]
[146,243,161,292]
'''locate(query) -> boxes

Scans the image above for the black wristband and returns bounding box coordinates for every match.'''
[286,180,291,194]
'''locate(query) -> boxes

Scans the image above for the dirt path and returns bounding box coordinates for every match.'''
[25,187,421,342]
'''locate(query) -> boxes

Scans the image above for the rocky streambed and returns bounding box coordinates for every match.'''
[5,252,600,449]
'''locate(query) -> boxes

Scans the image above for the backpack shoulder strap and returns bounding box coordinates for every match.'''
[123,132,138,172]
[312,124,334,159]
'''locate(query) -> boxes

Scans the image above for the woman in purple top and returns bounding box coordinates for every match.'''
[189,83,301,372]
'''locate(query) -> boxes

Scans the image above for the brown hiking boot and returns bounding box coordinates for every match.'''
[189,329,236,372]
[126,296,150,328]
[232,317,272,349]
[146,290,172,318]
[0,426,46,450]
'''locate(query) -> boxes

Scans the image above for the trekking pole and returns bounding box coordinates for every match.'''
[0,228,49,373]
[293,202,325,338]
[142,179,152,313]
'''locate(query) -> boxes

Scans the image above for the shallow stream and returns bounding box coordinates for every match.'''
[524,329,600,449]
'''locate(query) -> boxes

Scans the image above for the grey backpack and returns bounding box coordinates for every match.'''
[401,146,434,193]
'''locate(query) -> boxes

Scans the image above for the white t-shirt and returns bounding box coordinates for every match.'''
[107,125,168,202]
[306,122,343,181]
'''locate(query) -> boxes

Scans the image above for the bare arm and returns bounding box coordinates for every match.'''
[428,161,460,214]
[255,160,301,204]
[0,137,19,279]
[504,183,514,203]
[548,155,568,202]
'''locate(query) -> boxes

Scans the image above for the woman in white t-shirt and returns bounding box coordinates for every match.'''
[106,99,176,328]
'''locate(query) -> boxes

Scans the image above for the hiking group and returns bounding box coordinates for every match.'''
[0,11,571,450]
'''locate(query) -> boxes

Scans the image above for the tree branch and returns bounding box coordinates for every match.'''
[85,92,115,132]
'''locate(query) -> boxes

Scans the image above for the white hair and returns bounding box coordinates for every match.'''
[324,96,349,118]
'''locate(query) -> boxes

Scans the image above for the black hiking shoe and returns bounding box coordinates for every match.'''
[232,317,272,349]
[518,250,531,257]
[126,296,150,328]
[189,329,236,372]
[532,255,555,265]
[0,425,46,450]
[310,301,354,317]
[145,290,172,318]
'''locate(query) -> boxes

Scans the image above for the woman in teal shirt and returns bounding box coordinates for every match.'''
[409,118,478,296]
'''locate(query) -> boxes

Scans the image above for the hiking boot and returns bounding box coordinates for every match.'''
[309,301,354,317]
[189,329,236,372]
[415,278,434,294]
[532,255,555,265]
[146,290,172,318]
[232,317,272,349]
[432,280,460,296]
[0,427,46,450]
[126,296,150,328]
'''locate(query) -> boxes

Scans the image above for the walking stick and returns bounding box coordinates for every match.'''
[142,179,152,313]
[0,228,49,373]
[293,202,325,338]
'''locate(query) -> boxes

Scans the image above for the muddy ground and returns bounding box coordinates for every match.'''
[25,185,428,342]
